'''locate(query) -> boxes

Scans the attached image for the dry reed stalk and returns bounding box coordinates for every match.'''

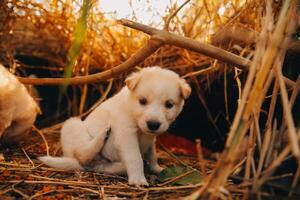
[265,80,279,129]
[254,115,262,151]
[289,160,300,196]
[186,1,298,199]
[224,0,270,148]
[252,127,271,192]
[270,119,278,158]
[255,70,275,118]
[78,65,90,115]
[242,1,294,122]
[275,61,299,152]
[242,123,255,200]
[259,129,300,189]
[288,75,300,107]
[283,76,300,196]
[79,83,88,114]
[224,65,230,121]
[258,145,292,189]
[277,75,300,148]
[195,139,206,176]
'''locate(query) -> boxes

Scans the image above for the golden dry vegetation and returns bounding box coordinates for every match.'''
[0,0,299,199]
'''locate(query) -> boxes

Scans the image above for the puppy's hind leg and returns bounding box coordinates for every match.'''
[73,109,111,165]
[61,118,106,165]
[61,117,108,165]
[74,126,110,165]
[94,161,126,175]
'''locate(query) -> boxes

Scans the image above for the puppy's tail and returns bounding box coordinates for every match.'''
[38,156,84,170]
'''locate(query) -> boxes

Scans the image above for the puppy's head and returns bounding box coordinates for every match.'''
[126,67,191,135]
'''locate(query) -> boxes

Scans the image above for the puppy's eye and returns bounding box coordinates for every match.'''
[139,97,147,106]
[165,100,174,109]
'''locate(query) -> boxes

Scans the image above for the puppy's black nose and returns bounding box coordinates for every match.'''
[146,120,161,132]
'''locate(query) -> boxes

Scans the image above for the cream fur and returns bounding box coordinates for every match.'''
[39,66,191,186]
[0,64,40,143]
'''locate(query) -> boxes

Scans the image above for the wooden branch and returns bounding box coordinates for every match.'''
[211,25,259,45]
[18,37,163,85]
[18,19,295,87]
[120,19,295,87]
[212,25,300,54]
[120,19,250,70]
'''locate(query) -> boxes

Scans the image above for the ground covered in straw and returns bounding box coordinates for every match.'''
[0,129,218,200]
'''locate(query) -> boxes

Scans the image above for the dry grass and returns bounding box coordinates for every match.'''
[0,0,299,199]
[0,130,207,200]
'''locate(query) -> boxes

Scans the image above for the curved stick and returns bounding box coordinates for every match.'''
[18,19,295,87]
[18,37,163,85]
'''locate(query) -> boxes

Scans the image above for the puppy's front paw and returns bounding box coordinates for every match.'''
[128,175,149,187]
[150,164,164,174]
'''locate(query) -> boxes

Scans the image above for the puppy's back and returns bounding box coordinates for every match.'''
[0,64,39,143]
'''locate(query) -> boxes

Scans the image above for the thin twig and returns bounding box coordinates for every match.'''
[11,187,30,199]
[29,189,75,200]
[275,59,299,157]
[22,148,35,167]
[182,65,216,78]
[264,119,278,168]
[81,79,113,118]
[158,143,199,173]
[69,186,100,195]
[195,139,206,176]
[6,180,127,189]
[143,190,149,200]
[260,146,291,186]
[289,160,300,196]
[33,126,50,156]
[18,36,163,85]
[157,170,194,187]
[101,187,105,200]
[164,0,191,31]
[148,183,203,191]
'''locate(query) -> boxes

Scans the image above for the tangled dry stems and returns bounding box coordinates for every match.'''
[0,0,299,199]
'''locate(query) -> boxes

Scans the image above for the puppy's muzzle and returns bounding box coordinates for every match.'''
[146,120,161,132]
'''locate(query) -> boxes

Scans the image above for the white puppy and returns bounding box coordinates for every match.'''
[0,64,40,143]
[40,67,191,186]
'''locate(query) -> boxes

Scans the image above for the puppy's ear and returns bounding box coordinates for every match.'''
[178,79,191,99]
[125,72,141,91]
